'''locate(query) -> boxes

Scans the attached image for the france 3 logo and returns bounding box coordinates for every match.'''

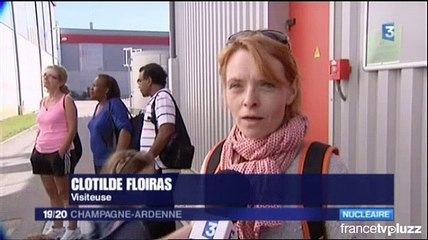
[201,220,237,239]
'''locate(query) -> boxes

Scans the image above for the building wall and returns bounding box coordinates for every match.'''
[0,23,20,119]
[173,1,290,171]
[0,2,58,120]
[16,36,44,113]
[332,2,427,237]
[59,29,169,98]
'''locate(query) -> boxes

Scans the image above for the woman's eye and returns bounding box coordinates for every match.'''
[261,82,276,89]
[229,83,242,89]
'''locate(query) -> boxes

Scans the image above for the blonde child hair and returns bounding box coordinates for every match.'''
[101,150,155,174]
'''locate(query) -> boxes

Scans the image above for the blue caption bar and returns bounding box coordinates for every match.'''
[339,208,394,221]
[69,174,394,205]
[35,207,394,221]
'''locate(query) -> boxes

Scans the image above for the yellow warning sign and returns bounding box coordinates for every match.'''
[314,47,320,58]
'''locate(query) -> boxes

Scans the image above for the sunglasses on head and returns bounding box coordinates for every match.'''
[227,29,290,45]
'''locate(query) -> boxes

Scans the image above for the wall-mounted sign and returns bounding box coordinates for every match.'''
[314,47,320,59]
[363,2,427,70]
[367,22,401,65]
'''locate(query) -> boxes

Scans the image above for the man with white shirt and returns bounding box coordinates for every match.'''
[136,62,177,238]
[137,63,178,173]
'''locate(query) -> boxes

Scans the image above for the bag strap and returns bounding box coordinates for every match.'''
[151,89,189,136]
[204,139,226,173]
[151,92,159,133]
[111,98,138,130]
[107,100,117,131]
[62,95,79,150]
[299,141,338,239]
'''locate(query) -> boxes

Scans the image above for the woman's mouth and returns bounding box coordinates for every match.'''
[241,116,263,122]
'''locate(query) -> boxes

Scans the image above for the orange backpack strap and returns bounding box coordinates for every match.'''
[299,141,339,239]
[203,139,226,174]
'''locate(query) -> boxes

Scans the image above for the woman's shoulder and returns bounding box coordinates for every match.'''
[286,145,349,174]
[63,94,77,111]
[109,98,127,110]
[109,97,123,104]
[327,153,349,174]
[65,93,75,101]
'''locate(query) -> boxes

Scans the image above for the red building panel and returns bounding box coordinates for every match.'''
[60,34,169,45]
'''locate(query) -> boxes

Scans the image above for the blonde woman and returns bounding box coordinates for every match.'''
[30,65,80,240]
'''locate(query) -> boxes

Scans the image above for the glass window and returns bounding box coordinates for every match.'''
[0,2,13,28]
[43,1,53,54]
[12,2,28,39]
[50,2,59,59]
[36,2,46,51]
[12,2,37,45]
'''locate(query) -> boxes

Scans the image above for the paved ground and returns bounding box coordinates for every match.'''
[0,100,99,239]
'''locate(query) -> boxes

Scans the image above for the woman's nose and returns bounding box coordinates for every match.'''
[243,88,259,108]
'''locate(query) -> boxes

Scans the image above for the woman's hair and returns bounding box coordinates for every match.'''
[44,65,70,94]
[101,150,153,174]
[97,74,121,99]
[218,31,302,122]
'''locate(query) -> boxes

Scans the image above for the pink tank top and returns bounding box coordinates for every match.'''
[35,95,69,153]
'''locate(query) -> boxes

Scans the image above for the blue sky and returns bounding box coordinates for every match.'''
[55,1,169,32]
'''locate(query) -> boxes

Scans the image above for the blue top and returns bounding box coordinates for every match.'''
[88,98,132,166]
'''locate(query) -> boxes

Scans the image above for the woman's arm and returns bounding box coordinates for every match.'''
[110,98,132,150]
[116,129,131,150]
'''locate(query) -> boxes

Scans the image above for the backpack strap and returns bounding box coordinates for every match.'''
[299,141,339,239]
[151,89,175,134]
[151,92,159,133]
[204,140,226,174]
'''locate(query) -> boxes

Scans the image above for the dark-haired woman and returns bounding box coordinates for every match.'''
[88,74,132,174]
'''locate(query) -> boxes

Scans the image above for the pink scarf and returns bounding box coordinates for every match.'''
[218,115,308,239]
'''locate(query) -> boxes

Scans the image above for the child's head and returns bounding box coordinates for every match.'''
[101,150,154,174]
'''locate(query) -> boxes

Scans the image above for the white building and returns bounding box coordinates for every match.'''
[0,1,59,120]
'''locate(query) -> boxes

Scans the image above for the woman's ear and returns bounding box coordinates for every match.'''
[285,81,297,105]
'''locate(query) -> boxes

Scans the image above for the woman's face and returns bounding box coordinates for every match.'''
[225,49,294,139]
[90,76,108,101]
[42,68,61,91]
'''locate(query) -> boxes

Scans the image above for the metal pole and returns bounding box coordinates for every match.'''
[11,2,23,115]
[169,1,176,58]
[35,2,45,100]
[128,64,132,110]
[123,48,132,111]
